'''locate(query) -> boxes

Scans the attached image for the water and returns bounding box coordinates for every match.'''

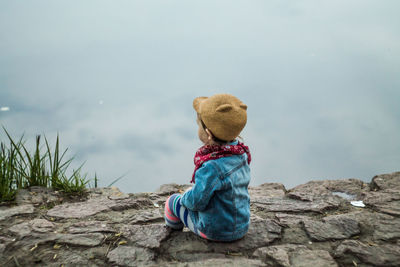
[1,1,399,193]
[332,192,356,200]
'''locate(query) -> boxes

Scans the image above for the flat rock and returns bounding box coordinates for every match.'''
[47,198,112,218]
[47,197,152,219]
[335,240,400,266]
[287,179,365,201]
[371,171,400,190]
[362,189,400,216]
[254,244,338,267]
[56,233,104,247]
[0,204,35,221]
[162,215,282,257]
[129,209,163,224]
[171,258,265,267]
[210,215,282,253]
[68,221,116,234]
[325,210,400,241]
[249,183,286,199]
[107,245,155,266]
[156,183,191,195]
[15,186,60,206]
[252,196,340,213]
[122,223,171,249]
[372,214,400,241]
[275,213,313,226]
[8,218,55,237]
[302,213,360,241]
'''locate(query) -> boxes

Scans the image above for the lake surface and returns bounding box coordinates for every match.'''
[1,1,399,192]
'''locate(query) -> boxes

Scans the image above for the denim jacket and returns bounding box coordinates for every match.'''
[181,142,251,241]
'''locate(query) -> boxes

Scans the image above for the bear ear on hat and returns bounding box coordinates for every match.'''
[240,103,248,110]
[216,104,233,113]
[193,96,208,113]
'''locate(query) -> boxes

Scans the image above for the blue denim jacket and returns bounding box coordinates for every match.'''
[181,142,251,241]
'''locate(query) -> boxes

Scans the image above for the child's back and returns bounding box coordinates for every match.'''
[164,94,251,242]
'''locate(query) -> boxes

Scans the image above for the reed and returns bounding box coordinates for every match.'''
[0,127,94,202]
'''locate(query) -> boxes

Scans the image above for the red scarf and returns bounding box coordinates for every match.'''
[191,142,251,183]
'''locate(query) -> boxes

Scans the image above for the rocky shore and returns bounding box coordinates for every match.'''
[1,172,399,266]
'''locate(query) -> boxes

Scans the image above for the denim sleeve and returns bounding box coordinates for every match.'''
[181,161,221,211]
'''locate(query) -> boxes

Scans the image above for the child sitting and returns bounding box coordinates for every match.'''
[164,93,251,242]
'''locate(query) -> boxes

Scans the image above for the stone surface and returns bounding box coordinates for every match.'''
[0,204,35,221]
[275,213,312,226]
[252,196,340,213]
[68,220,116,234]
[47,197,153,218]
[8,218,55,237]
[47,198,112,218]
[255,244,338,267]
[335,240,400,266]
[362,189,400,216]
[55,233,105,246]
[287,178,366,202]
[122,223,171,249]
[1,171,400,266]
[371,171,400,190]
[107,246,155,266]
[171,258,265,266]
[15,186,60,206]
[129,209,163,224]
[302,213,360,241]
[249,182,286,199]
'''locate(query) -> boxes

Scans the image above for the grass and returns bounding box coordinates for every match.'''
[0,127,95,202]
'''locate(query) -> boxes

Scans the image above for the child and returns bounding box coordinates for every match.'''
[164,93,251,242]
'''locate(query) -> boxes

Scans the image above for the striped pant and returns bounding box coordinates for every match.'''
[164,193,209,239]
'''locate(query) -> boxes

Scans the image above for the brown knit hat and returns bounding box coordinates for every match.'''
[193,94,247,141]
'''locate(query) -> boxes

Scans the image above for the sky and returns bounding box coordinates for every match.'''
[0,0,399,192]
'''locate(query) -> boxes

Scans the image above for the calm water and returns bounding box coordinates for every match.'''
[1,1,399,192]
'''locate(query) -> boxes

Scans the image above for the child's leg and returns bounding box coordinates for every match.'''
[164,193,210,240]
[164,193,184,229]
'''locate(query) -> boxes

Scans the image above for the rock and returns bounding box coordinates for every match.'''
[209,215,282,253]
[302,213,360,241]
[68,221,116,234]
[122,223,171,249]
[362,189,400,216]
[8,219,55,238]
[335,240,400,266]
[372,214,400,241]
[0,236,14,255]
[56,233,104,247]
[249,183,286,199]
[107,246,155,266]
[129,209,163,224]
[47,198,112,218]
[0,204,35,221]
[47,197,153,219]
[156,183,191,195]
[275,213,313,226]
[177,258,265,266]
[254,244,338,267]
[107,197,154,211]
[15,186,60,206]
[1,171,400,266]
[163,215,282,257]
[371,171,400,190]
[252,196,340,213]
[287,179,365,201]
